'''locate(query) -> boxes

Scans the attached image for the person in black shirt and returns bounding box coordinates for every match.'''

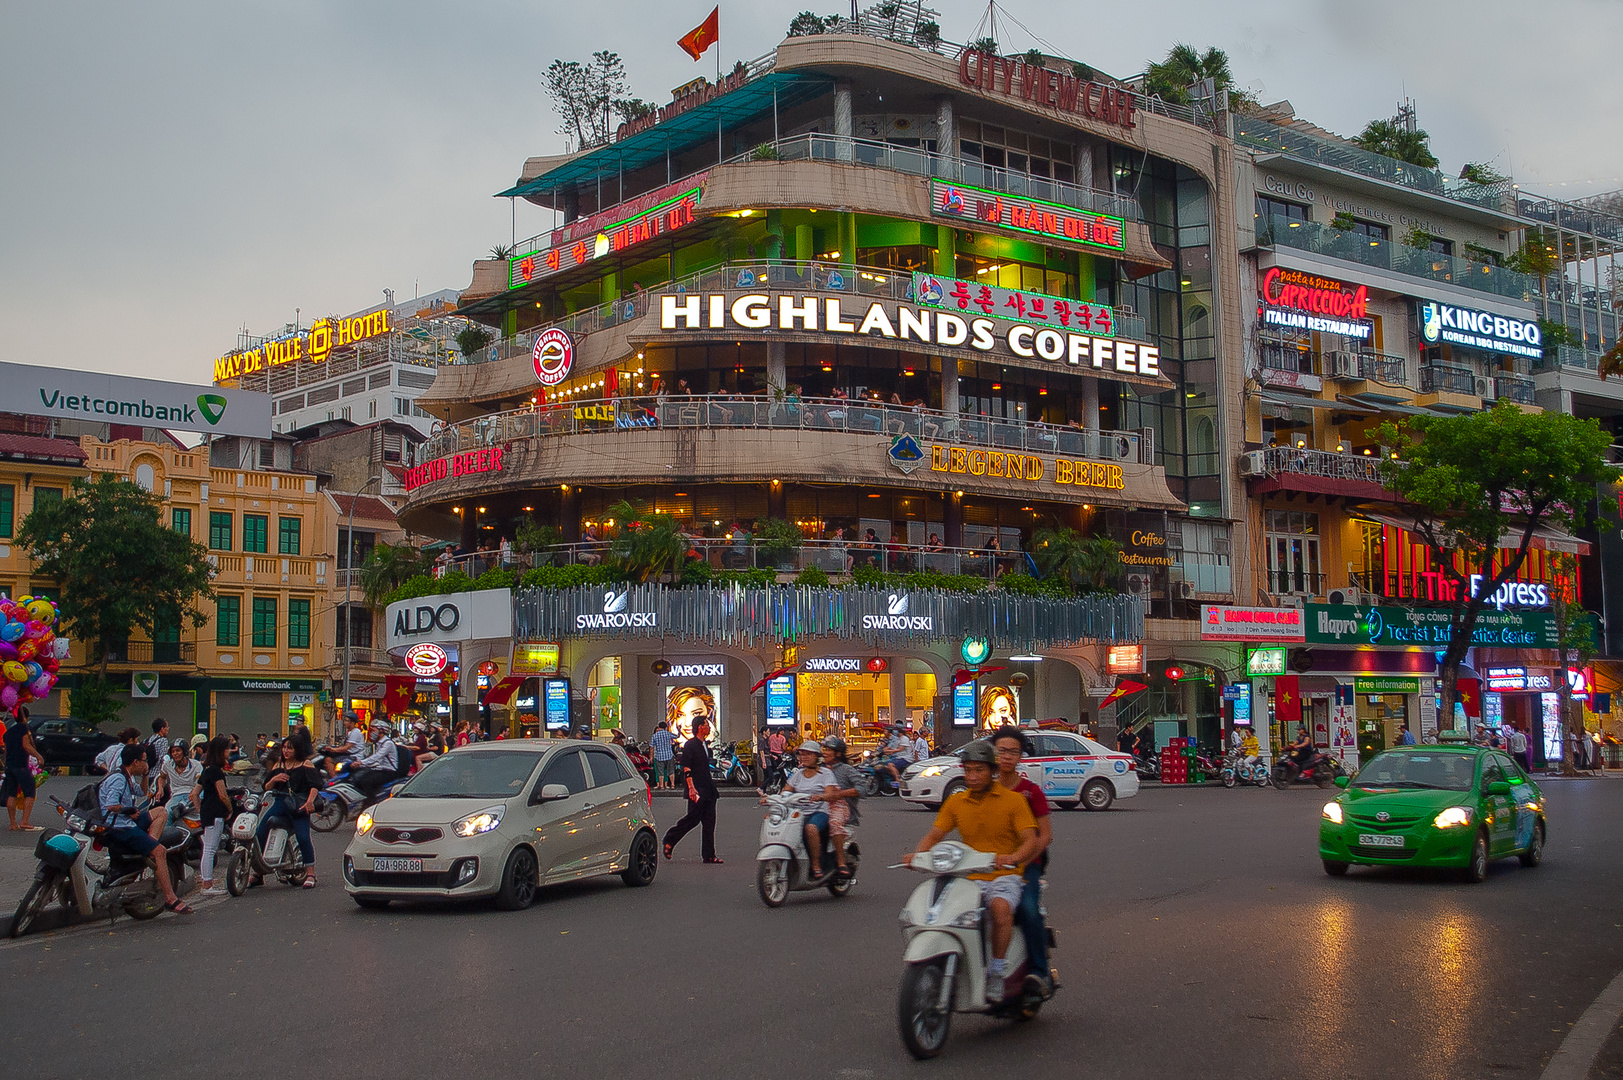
[663,718,721,863]
[197,736,233,895]
[1116,724,1137,758]
[5,707,46,831]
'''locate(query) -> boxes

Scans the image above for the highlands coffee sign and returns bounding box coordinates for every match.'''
[656,293,1162,380]
[958,49,1137,131]
[1258,268,1373,341]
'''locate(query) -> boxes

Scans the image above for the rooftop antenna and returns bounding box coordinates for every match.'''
[1395,98,1417,134]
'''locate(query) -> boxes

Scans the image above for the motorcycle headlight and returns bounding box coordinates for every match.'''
[929,842,965,873]
[452,806,506,837]
[356,811,375,836]
[766,805,786,826]
[949,910,982,928]
[1432,806,1474,829]
[1322,801,1343,825]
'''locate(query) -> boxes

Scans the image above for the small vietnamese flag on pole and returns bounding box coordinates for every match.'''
[678,6,719,61]
[1458,678,1481,719]
[1100,680,1148,708]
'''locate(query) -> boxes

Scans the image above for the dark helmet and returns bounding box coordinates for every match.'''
[820,735,846,755]
[959,740,996,766]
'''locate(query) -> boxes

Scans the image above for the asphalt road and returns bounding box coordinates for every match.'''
[4,780,1622,1080]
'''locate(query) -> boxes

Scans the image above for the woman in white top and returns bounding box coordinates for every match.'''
[780,740,838,878]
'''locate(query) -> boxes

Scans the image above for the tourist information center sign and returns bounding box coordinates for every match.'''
[1305,604,1566,649]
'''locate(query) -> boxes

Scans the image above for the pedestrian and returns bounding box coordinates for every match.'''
[650,721,676,790]
[454,720,471,748]
[1506,721,1530,773]
[93,727,143,778]
[767,727,786,758]
[499,535,513,570]
[148,718,171,764]
[196,736,233,896]
[663,717,721,863]
[1397,722,1416,746]
[5,707,46,831]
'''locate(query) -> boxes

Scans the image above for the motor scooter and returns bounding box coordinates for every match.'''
[311,759,410,833]
[1272,749,1342,789]
[894,842,1052,1059]
[755,793,859,906]
[9,795,189,937]
[224,790,309,894]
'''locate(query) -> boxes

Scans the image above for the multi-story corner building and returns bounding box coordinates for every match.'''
[405,31,1252,746]
[1223,102,1611,766]
[0,432,332,744]
[211,290,467,439]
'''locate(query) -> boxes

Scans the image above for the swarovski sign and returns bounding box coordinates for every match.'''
[574,588,658,631]
[860,592,934,632]
[385,588,513,650]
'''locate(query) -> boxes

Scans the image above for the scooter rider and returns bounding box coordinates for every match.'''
[989,726,1055,992]
[878,726,913,788]
[321,711,368,777]
[1287,724,1314,773]
[903,741,1040,1004]
[349,720,400,799]
[779,740,837,879]
[819,736,863,881]
[98,744,192,914]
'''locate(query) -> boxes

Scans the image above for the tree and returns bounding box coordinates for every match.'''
[18,474,216,677]
[456,326,493,358]
[1600,338,1623,380]
[1143,44,1252,109]
[542,50,630,151]
[1548,554,1598,774]
[1378,404,1619,720]
[606,500,690,583]
[488,244,514,260]
[358,542,427,610]
[786,11,837,36]
[1353,118,1439,169]
[1030,528,1124,592]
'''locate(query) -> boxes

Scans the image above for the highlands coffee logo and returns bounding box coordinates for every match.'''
[861,592,934,631]
[576,588,657,630]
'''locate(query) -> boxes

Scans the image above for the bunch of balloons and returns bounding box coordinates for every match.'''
[1,595,66,713]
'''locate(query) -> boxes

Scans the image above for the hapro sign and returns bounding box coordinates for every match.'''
[385,588,513,650]
[1418,302,1541,359]
[3,360,272,438]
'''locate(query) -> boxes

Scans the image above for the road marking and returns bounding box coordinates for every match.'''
[0,888,231,950]
[1540,965,1623,1080]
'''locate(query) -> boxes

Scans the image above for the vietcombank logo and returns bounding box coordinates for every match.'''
[37,386,227,426]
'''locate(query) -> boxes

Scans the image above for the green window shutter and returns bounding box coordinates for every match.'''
[251,597,277,648]
[209,512,233,550]
[216,595,240,647]
[172,508,192,537]
[0,484,13,538]
[288,598,311,649]
[278,516,301,555]
[243,515,269,554]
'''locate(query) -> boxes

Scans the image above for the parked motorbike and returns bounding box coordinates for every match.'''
[622,741,656,787]
[712,744,754,788]
[755,793,859,906]
[1134,751,1161,782]
[10,796,190,938]
[311,759,410,833]
[225,790,309,894]
[895,842,1053,1059]
[759,753,791,796]
[1272,750,1342,789]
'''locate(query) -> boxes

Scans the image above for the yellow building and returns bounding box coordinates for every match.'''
[1,433,334,744]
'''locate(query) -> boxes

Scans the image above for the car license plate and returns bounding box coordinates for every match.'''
[372,858,423,872]
[1356,833,1405,848]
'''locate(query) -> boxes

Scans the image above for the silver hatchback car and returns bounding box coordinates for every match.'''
[343,739,658,910]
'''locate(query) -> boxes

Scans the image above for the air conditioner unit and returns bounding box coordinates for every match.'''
[1239,450,1268,477]
[1173,581,1196,600]
[1124,574,1150,596]
[1474,376,1494,399]
[1328,351,1359,379]
[1277,594,1305,608]
[1328,587,1363,606]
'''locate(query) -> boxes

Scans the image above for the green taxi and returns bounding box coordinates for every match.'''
[1318,743,1545,882]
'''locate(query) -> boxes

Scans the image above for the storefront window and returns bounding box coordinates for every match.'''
[588,656,622,732]
[1169,518,1231,594]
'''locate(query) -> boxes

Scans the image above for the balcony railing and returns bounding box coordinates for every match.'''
[1237,118,1511,211]
[1494,376,1537,404]
[1257,216,1536,302]
[1354,352,1408,386]
[1263,569,1326,598]
[416,393,1147,472]
[461,258,1148,366]
[331,646,383,668]
[442,538,1036,583]
[1534,344,1605,374]
[105,641,196,665]
[1256,446,1385,485]
[1420,365,1477,395]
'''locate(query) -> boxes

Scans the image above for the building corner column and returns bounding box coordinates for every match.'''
[834,80,854,162]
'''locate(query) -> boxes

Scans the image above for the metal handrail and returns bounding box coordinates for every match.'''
[415,393,1144,469]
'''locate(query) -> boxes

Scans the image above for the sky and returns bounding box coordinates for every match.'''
[3,0,1619,384]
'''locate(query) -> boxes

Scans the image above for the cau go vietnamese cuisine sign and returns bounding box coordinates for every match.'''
[931,181,1127,254]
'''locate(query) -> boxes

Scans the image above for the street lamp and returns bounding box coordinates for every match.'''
[341,474,383,732]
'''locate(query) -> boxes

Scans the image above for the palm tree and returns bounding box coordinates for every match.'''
[1353,119,1439,169]
[1144,44,1250,108]
[359,542,426,609]
[606,500,690,583]
[1031,529,1125,592]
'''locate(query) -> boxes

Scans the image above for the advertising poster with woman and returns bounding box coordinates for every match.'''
[979,685,1018,732]
[666,684,720,746]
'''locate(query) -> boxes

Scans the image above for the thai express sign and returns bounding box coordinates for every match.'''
[931,182,1126,254]
[1258,268,1372,341]
[1305,604,1568,649]
[912,273,1114,334]
[508,183,703,288]
[958,50,1137,131]
[214,310,390,383]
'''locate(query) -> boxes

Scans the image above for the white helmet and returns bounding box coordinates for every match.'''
[798,740,822,754]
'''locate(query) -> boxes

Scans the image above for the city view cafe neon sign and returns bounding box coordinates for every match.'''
[1258,267,1373,341]
[656,294,1162,378]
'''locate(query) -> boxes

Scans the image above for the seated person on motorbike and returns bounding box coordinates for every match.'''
[779,740,838,879]
[1288,724,1315,768]
[98,744,191,914]
[321,711,368,777]
[154,740,203,824]
[878,727,913,787]
[255,739,321,888]
[350,720,401,798]
[904,741,1041,1004]
[989,726,1055,992]
[819,737,864,881]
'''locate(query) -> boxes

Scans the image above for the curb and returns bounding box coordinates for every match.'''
[1539,965,1623,1080]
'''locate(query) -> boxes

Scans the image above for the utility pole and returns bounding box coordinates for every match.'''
[340,473,383,731]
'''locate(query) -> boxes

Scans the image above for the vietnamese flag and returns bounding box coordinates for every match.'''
[678,7,719,61]
[1275,675,1302,727]
[1101,680,1148,708]
[384,675,415,715]
[1458,678,1481,718]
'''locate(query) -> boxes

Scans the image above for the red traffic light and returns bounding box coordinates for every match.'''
[866,657,889,673]
[1164,665,1185,681]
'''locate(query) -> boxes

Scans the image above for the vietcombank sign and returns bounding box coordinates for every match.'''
[1,360,272,438]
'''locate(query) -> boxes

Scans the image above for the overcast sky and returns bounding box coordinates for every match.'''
[3,0,1619,384]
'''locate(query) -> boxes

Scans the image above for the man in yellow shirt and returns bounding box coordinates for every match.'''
[904,741,1041,1003]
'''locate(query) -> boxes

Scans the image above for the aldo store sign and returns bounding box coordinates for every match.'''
[386,588,513,650]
